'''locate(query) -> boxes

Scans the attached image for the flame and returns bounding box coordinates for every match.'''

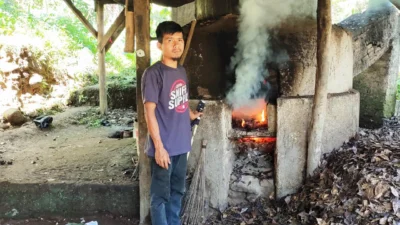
[261,110,265,122]
[238,136,276,143]
[241,119,245,127]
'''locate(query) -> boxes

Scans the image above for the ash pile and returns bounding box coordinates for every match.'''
[228,146,274,206]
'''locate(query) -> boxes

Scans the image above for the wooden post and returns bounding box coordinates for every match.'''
[306,0,331,176]
[134,0,151,223]
[97,1,107,115]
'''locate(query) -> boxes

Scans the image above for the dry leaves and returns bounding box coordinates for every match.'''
[207,118,400,225]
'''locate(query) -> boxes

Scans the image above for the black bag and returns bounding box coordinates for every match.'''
[33,116,53,129]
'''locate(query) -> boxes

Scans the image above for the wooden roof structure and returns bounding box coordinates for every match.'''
[100,0,194,7]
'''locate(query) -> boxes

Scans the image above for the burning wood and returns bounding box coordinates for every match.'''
[238,136,276,143]
[233,136,276,153]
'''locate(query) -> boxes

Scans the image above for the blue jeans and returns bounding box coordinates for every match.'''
[150,153,187,225]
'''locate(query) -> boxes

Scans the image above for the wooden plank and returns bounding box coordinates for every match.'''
[306,0,332,175]
[97,1,108,115]
[124,11,135,53]
[98,9,125,52]
[134,0,151,223]
[63,0,98,38]
[105,18,126,52]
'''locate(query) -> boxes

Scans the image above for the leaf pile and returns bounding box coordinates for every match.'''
[207,118,400,225]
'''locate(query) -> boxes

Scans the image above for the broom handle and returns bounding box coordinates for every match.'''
[191,125,198,146]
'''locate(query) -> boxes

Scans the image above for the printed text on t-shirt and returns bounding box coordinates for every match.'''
[169,79,189,113]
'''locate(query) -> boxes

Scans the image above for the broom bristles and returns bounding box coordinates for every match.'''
[181,140,207,225]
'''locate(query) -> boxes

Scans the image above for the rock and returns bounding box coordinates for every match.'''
[120,117,133,125]
[228,190,248,206]
[29,73,43,86]
[0,123,10,130]
[231,175,274,201]
[3,108,27,126]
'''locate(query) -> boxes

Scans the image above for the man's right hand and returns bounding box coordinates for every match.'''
[155,146,171,169]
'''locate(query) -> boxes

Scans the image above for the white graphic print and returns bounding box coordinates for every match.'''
[169,79,189,113]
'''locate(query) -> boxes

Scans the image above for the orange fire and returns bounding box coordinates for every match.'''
[238,136,276,143]
[232,99,268,129]
[261,110,265,122]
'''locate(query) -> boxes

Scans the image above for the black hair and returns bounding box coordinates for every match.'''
[156,21,183,43]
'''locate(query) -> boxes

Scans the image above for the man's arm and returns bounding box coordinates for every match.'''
[144,102,171,169]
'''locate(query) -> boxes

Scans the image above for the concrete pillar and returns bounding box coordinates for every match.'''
[188,100,235,211]
[353,38,400,128]
[275,91,359,198]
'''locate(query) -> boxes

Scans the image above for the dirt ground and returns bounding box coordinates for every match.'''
[0,214,138,225]
[0,106,137,185]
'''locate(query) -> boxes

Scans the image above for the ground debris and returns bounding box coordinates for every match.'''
[207,118,400,225]
[69,107,136,128]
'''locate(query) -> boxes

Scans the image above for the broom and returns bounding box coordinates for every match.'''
[181,139,207,225]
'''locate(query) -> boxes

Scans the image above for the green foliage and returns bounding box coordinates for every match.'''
[75,108,104,128]
[108,66,136,88]
[57,17,97,54]
[0,0,171,91]
[36,103,66,116]
[0,0,18,35]
[150,5,171,38]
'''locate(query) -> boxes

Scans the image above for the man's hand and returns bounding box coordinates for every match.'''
[190,110,203,121]
[155,146,171,169]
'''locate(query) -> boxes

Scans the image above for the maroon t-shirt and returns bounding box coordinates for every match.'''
[141,61,191,157]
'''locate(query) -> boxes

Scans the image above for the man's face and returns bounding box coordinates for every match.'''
[158,32,184,61]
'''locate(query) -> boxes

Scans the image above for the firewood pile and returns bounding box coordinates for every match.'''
[207,118,400,225]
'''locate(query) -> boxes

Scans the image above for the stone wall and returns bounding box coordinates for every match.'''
[275,23,353,97]
[339,5,398,77]
[353,39,399,128]
[69,84,137,110]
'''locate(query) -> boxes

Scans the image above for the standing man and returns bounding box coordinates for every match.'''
[141,21,202,225]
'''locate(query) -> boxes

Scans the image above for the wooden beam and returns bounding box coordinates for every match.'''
[105,17,126,52]
[98,9,125,52]
[307,0,332,175]
[135,0,151,224]
[102,0,195,7]
[63,0,98,38]
[97,1,108,115]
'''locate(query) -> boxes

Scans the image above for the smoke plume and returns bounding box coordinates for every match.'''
[227,0,316,109]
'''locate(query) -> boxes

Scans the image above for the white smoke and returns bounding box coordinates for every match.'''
[227,0,316,109]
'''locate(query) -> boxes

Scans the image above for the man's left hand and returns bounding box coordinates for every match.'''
[190,111,203,120]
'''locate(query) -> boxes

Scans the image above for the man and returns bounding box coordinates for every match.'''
[141,21,202,225]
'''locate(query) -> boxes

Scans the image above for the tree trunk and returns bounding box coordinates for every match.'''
[134,0,151,224]
[306,0,331,176]
[97,1,108,115]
